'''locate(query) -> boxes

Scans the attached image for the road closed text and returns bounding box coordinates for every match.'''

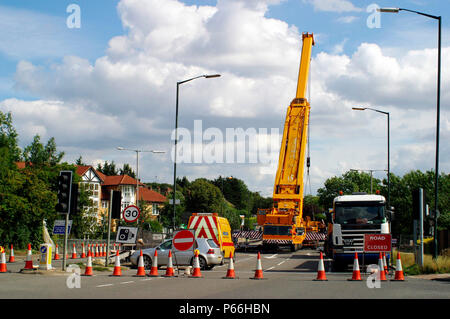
[364,234,392,252]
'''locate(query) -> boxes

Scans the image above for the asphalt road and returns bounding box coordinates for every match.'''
[0,249,449,300]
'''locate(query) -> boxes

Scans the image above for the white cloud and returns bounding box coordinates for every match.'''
[336,15,358,24]
[2,0,449,196]
[305,0,362,13]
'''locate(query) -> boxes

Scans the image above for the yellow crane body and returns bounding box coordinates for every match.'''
[257,33,315,250]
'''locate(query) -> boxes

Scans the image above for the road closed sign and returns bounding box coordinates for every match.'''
[172,230,195,252]
[364,234,392,252]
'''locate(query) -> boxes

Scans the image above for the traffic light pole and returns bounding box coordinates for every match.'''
[63,212,70,271]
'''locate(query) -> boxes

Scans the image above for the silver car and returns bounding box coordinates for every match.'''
[130,237,223,270]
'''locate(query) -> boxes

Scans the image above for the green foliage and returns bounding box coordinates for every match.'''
[119,163,135,178]
[96,161,119,176]
[318,169,450,235]
[185,178,223,213]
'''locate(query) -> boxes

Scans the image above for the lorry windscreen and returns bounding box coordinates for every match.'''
[264,225,292,236]
[335,201,385,225]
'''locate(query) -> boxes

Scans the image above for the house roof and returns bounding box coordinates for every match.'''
[102,174,145,186]
[139,186,167,203]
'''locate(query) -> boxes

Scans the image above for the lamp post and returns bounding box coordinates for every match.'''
[117,147,165,209]
[173,74,221,230]
[352,107,390,210]
[378,7,441,259]
[350,168,388,194]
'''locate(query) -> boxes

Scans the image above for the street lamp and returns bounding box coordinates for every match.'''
[117,147,165,209]
[350,168,388,194]
[352,107,390,211]
[378,7,441,259]
[173,74,221,230]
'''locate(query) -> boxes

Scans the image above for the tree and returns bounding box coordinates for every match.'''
[119,163,135,178]
[96,161,119,176]
[317,170,381,209]
[185,178,223,214]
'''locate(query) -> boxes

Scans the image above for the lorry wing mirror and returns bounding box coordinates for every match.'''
[326,211,333,223]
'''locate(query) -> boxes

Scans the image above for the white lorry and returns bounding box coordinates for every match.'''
[324,192,394,271]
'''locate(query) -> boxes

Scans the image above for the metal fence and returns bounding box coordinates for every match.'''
[52,230,170,253]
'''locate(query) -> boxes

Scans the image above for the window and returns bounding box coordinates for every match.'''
[152,204,159,216]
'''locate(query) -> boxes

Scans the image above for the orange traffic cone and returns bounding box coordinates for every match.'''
[348,252,362,281]
[164,250,175,277]
[383,252,388,276]
[134,250,146,277]
[71,244,77,259]
[148,250,159,277]
[104,244,107,257]
[24,243,34,270]
[378,252,387,281]
[95,244,99,258]
[250,252,264,280]
[110,251,122,276]
[223,252,237,279]
[391,252,405,281]
[54,244,60,260]
[82,250,94,276]
[314,252,328,281]
[0,247,8,273]
[100,244,104,258]
[81,243,86,258]
[190,250,203,278]
[8,244,15,263]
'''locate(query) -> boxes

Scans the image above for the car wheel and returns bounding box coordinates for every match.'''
[198,256,207,270]
[143,255,152,270]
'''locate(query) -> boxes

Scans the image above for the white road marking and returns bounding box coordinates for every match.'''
[266,266,275,270]
[265,254,278,259]
[140,278,152,281]
[277,261,285,266]
[120,281,134,284]
[96,284,113,288]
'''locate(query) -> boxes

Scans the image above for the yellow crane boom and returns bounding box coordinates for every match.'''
[257,33,315,250]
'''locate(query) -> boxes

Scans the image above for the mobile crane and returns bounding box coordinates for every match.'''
[257,33,324,251]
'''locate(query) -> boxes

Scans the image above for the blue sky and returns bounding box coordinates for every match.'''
[0,0,448,196]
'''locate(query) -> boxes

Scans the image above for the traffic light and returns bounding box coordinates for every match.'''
[69,183,79,215]
[55,171,72,213]
[412,188,427,220]
[111,190,122,219]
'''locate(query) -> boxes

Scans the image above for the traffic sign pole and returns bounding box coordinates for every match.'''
[106,190,113,266]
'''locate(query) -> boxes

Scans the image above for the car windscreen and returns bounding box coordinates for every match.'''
[159,240,172,250]
[263,225,292,236]
[335,201,385,225]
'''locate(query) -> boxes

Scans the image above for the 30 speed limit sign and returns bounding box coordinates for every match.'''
[122,205,140,223]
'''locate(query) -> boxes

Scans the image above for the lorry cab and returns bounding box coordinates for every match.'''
[325,193,392,269]
[188,213,235,259]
